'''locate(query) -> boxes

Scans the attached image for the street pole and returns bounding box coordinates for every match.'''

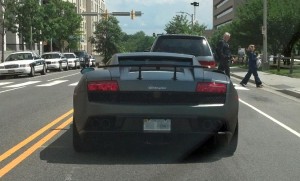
[262,0,268,70]
[190,2,199,25]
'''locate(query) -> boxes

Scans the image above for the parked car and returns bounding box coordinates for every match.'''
[63,52,80,69]
[73,52,239,156]
[0,51,46,78]
[42,52,68,71]
[74,50,89,68]
[150,34,217,69]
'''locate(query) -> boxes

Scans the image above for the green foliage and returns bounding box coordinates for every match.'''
[222,0,300,56]
[16,0,43,47]
[42,0,82,51]
[120,31,155,52]
[0,0,18,34]
[90,16,122,63]
[164,14,206,35]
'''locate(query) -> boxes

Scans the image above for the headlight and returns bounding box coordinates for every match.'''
[20,64,30,67]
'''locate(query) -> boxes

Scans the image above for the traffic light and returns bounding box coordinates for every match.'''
[130,10,135,20]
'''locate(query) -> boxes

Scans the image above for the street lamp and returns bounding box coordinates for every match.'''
[190,1,199,23]
[177,11,194,26]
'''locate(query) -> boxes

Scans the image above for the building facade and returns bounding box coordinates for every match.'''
[1,0,105,58]
[213,0,245,29]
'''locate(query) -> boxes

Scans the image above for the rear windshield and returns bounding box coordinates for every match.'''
[42,54,60,59]
[74,51,87,57]
[153,37,212,56]
[64,54,75,58]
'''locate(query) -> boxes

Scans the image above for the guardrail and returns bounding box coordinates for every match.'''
[269,54,300,74]
[232,54,300,75]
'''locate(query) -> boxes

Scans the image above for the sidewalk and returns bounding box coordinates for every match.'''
[230,67,300,99]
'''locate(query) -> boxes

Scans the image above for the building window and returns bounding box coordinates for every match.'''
[216,0,229,9]
[216,7,233,19]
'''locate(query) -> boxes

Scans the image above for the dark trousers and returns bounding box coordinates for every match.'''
[217,60,230,78]
[241,66,262,86]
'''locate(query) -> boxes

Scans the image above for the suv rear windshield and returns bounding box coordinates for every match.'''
[74,51,87,58]
[152,36,212,56]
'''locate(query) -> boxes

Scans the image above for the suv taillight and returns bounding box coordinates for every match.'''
[198,61,216,68]
[196,82,227,94]
[88,81,119,91]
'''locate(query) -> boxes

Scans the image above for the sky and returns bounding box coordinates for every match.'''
[106,0,213,36]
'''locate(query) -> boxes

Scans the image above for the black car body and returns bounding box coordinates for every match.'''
[73,52,239,155]
[74,50,90,68]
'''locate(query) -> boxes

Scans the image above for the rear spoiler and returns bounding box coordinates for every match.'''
[98,64,207,80]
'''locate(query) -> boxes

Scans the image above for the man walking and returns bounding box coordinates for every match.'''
[216,32,231,78]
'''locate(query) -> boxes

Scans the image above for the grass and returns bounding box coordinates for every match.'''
[231,62,300,78]
[265,68,300,78]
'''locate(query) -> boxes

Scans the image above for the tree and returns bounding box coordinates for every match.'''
[121,31,155,52]
[90,16,122,63]
[164,14,206,35]
[0,0,18,62]
[165,15,190,34]
[42,0,82,51]
[230,0,300,56]
[16,0,43,50]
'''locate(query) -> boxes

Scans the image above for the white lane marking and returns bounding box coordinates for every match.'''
[0,87,25,94]
[192,104,224,107]
[37,80,68,87]
[4,81,41,88]
[69,82,78,86]
[239,98,300,138]
[0,82,14,86]
[47,72,80,81]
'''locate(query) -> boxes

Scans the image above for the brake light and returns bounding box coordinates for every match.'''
[88,81,119,91]
[196,82,227,94]
[198,61,216,68]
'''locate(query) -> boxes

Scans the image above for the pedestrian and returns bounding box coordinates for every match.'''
[216,32,231,78]
[240,44,263,88]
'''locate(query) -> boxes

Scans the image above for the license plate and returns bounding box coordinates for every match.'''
[8,70,15,73]
[143,119,171,131]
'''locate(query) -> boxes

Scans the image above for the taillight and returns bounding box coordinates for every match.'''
[88,81,119,91]
[196,82,227,94]
[198,61,216,68]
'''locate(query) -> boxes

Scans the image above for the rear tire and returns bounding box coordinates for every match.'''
[73,121,92,152]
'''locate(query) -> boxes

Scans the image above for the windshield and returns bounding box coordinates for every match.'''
[153,37,212,56]
[5,53,33,61]
[41,54,60,59]
[64,54,75,58]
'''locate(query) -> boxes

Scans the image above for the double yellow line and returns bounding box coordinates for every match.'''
[0,109,74,178]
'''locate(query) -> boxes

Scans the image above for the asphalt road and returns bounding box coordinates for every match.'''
[0,69,299,181]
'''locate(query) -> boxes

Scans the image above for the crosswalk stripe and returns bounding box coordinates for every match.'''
[36,80,68,87]
[233,83,249,90]
[68,82,78,86]
[0,82,14,86]
[4,81,41,88]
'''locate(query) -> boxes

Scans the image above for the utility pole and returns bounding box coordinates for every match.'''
[190,2,199,24]
[262,0,268,70]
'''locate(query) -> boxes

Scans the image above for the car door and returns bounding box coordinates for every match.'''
[33,52,44,72]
